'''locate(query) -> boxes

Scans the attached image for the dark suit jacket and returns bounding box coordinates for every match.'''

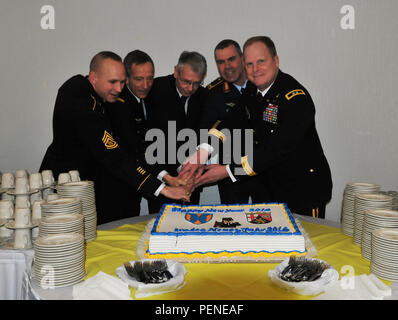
[145,74,208,175]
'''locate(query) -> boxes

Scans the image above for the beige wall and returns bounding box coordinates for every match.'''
[1,0,397,221]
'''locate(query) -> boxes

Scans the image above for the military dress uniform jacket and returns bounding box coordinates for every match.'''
[209,70,333,211]
[200,77,248,130]
[105,86,149,164]
[39,75,162,223]
[200,78,270,204]
[104,86,157,219]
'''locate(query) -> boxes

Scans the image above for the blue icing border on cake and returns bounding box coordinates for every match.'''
[151,203,302,236]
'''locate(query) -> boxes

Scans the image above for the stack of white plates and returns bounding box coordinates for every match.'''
[341,182,380,236]
[41,197,82,218]
[371,228,398,281]
[353,193,392,246]
[361,209,398,260]
[379,191,398,210]
[33,233,86,288]
[56,181,97,242]
[39,214,84,237]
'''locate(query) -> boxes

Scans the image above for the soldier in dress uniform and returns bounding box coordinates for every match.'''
[182,36,333,218]
[145,51,208,214]
[39,51,190,224]
[200,39,270,205]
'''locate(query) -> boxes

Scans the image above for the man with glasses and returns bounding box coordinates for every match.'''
[145,51,208,214]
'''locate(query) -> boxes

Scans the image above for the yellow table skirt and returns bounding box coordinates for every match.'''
[84,220,385,300]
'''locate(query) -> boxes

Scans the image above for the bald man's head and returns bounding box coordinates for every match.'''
[88,51,126,102]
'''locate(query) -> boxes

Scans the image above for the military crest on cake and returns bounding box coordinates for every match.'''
[245,208,272,224]
[185,213,213,225]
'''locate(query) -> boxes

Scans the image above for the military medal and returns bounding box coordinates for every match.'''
[264,103,278,124]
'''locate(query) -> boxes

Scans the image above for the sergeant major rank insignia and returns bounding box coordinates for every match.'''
[102,130,118,150]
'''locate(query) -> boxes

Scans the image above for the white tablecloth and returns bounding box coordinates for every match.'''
[0,249,34,299]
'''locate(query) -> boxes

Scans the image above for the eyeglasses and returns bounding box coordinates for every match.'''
[177,71,203,87]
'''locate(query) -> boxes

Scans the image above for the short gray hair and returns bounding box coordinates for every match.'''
[176,51,207,79]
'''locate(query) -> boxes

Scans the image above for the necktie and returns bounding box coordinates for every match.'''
[180,96,188,115]
[139,99,147,120]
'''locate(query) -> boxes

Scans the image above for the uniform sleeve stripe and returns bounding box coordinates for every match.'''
[241,155,257,176]
[211,120,221,129]
[208,128,226,142]
[137,174,151,191]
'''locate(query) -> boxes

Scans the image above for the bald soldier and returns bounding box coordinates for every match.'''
[40,51,190,224]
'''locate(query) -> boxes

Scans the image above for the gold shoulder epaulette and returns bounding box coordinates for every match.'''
[285,89,305,101]
[223,81,230,93]
[206,77,224,90]
[241,155,257,176]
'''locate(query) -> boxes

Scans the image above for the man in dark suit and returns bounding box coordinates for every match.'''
[201,39,270,205]
[40,51,190,224]
[104,50,158,218]
[182,36,333,218]
[145,51,208,213]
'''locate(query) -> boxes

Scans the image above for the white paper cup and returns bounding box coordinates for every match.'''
[1,193,14,201]
[0,200,14,219]
[58,173,72,184]
[15,195,31,209]
[41,170,54,186]
[32,200,44,220]
[14,228,32,248]
[1,173,15,189]
[14,207,32,227]
[30,190,43,203]
[0,225,13,238]
[32,226,39,239]
[29,173,43,189]
[14,177,30,194]
[68,170,81,182]
[16,169,29,179]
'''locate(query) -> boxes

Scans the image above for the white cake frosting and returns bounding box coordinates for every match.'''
[146,203,306,259]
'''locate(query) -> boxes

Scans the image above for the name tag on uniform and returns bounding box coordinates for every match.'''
[263,103,278,124]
